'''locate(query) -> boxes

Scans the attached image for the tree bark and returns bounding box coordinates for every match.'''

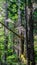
[25,0,30,65]
[29,3,35,65]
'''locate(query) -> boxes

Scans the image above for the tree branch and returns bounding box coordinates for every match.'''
[0,22,24,39]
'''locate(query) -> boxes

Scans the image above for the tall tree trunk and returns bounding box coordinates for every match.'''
[25,0,31,65]
[28,2,35,65]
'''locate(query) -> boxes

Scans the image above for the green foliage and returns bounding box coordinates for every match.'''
[7,53,18,64]
[34,0,37,3]
[7,54,17,60]
[8,0,18,20]
[33,8,37,21]
[34,36,37,62]
[8,0,24,21]
[28,0,32,8]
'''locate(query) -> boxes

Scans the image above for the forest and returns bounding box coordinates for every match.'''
[0,0,37,65]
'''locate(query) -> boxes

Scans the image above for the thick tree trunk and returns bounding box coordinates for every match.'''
[25,0,30,65]
[29,3,35,65]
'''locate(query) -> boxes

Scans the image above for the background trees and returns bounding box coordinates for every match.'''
[0,0,37,65]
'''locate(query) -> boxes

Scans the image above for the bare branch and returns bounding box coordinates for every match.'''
[0,22,24,39]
